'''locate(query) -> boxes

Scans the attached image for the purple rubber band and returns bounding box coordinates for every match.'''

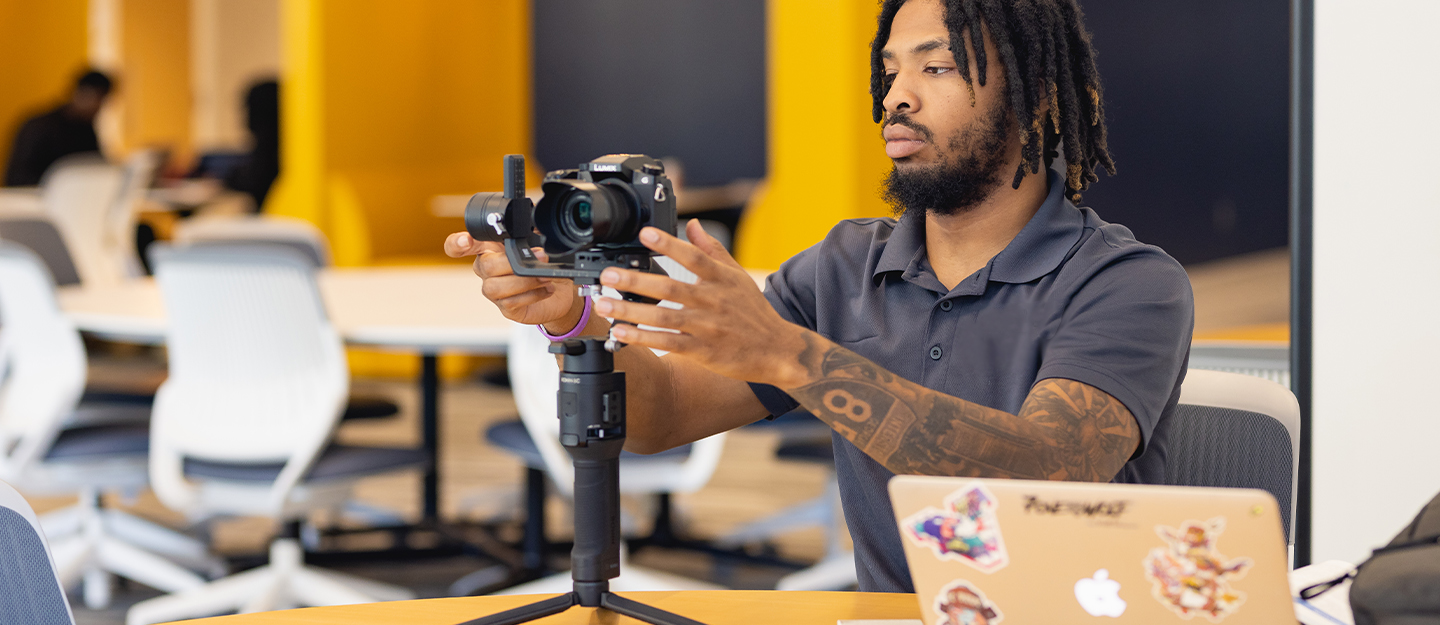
[539,295,592,341]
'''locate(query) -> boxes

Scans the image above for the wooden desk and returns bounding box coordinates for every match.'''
[174,591,921,624]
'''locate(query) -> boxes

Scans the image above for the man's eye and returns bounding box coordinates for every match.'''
[925,66,954,75]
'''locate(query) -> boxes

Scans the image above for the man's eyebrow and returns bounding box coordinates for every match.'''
[881,38,951,61]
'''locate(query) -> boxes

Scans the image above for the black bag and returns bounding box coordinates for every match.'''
[1349,490,1440,625]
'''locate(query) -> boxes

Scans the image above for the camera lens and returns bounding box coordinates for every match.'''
[535,180,638,254]
[571,199,593,231]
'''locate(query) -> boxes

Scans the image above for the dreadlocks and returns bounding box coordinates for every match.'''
[870,0,1115,202]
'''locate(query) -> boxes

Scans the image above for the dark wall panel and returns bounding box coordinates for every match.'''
[1079,0,1290,265]
[532,1,766,187]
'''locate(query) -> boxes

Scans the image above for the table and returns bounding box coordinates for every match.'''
[57,265,772,526]
[175,590,922,624]
[58,266,516,524]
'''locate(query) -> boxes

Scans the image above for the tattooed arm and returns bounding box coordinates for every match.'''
[592,222,1140,480]
[786,333,1140,482]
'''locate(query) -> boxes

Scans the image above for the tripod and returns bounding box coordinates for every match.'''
[460,337,707,625]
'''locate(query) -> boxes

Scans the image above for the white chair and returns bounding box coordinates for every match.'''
[1166,368,1301,545]
[0,478,75,625]
[174,214,332,268]
[0,243,218,610]
[126,245,422,625]
[171,215,399,430]
[104,149,163,280]
[38,155,127,286]
[492,310,727,595]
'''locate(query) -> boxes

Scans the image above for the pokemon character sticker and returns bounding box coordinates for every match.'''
[903,482,1009,573]
[935,579,1003,625]
[1142,517,1254,622]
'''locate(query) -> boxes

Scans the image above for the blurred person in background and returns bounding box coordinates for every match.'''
[4,69,114,187]
[222,80,280,212]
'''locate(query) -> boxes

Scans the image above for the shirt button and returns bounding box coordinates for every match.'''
[939,300,953,312]
[929,345,943,360]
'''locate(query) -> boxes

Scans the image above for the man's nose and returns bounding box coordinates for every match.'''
[883,72,919,115]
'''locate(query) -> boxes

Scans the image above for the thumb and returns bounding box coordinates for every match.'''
[686,219,740,268]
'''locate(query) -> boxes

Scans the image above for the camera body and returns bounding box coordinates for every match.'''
[465,154,676,285]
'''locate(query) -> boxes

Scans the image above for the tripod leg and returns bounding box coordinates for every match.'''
[602,593,709,625]
[455,592,577,625]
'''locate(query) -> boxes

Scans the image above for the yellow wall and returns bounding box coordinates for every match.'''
[0,0,89,180]
[275,0,533,266]
[737,0,893,270]
[118,0,193,166]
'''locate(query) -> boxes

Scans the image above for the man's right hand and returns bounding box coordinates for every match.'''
[444,232,583,333]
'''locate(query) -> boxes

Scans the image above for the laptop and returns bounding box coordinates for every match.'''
[889,476,1297,625]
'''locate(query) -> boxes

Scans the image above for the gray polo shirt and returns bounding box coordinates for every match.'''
[748,171,1194,593]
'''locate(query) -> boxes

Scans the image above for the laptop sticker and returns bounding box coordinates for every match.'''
[1142,517,1253,622]
[903,482,1009,573]
[935,579,1003,625]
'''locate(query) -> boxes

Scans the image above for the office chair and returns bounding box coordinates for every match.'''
[127,245,423,624]
[171,216,396,423]
[38,155,127,287]
[0,243,219,609]
[1165,368,1301,544]
[0,216,81,286]
[0,479,75,625]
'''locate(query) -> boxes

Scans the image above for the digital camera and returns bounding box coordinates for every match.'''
[464,154,677,285]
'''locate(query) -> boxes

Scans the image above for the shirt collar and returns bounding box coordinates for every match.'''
[872,170,1084,287]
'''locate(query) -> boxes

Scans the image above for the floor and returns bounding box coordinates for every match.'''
[29,247,1289,624]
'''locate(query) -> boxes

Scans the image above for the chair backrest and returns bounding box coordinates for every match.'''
[506,255,726,497]
[0,217,80,286]
[105,149,163,279]
[174,215,332,268]
[0,243,87,482]
[39,155,127,286]
[148,244,347,515]
[0,479,74,625]
[1165,369,1300,544]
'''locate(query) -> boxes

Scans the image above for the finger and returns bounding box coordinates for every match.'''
[685,219,742,270]
[445,232,484,257]
[594,297,687,331]
[599,267,696,304]
[638,227,722,280]
[481,274,554,302]
[609,323,693,354]
[475,248,519,279]
[493,284,557,312]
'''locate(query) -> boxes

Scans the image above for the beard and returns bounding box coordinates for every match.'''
[881,101,1013,217]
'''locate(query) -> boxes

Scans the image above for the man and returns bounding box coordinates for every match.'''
[446,0,1192,592]
[4,70,114,187]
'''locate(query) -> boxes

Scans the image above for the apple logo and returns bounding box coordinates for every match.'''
[1074,569,1127,618]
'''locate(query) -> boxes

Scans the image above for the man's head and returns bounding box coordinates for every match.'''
[69,70,114,120]
[872,0,1114,216]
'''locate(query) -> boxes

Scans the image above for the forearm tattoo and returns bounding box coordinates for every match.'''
[789,333,1140,482]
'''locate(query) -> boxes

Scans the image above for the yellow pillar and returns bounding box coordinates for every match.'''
[738,0,892,270]
[0,0,89,178]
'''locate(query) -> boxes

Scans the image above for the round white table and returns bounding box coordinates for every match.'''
[57,265,518,524]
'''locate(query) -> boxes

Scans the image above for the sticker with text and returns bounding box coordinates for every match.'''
[934,579,1003,625]
[903,482,1009,573]
[1142,517,1253,622]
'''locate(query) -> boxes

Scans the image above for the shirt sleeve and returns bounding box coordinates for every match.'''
[747,244,822,418]
[1035,246,1194,455]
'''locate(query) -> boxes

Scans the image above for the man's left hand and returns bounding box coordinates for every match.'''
[595,219,813,389]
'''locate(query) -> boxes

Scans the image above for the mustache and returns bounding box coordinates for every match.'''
[883,113,933,142]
